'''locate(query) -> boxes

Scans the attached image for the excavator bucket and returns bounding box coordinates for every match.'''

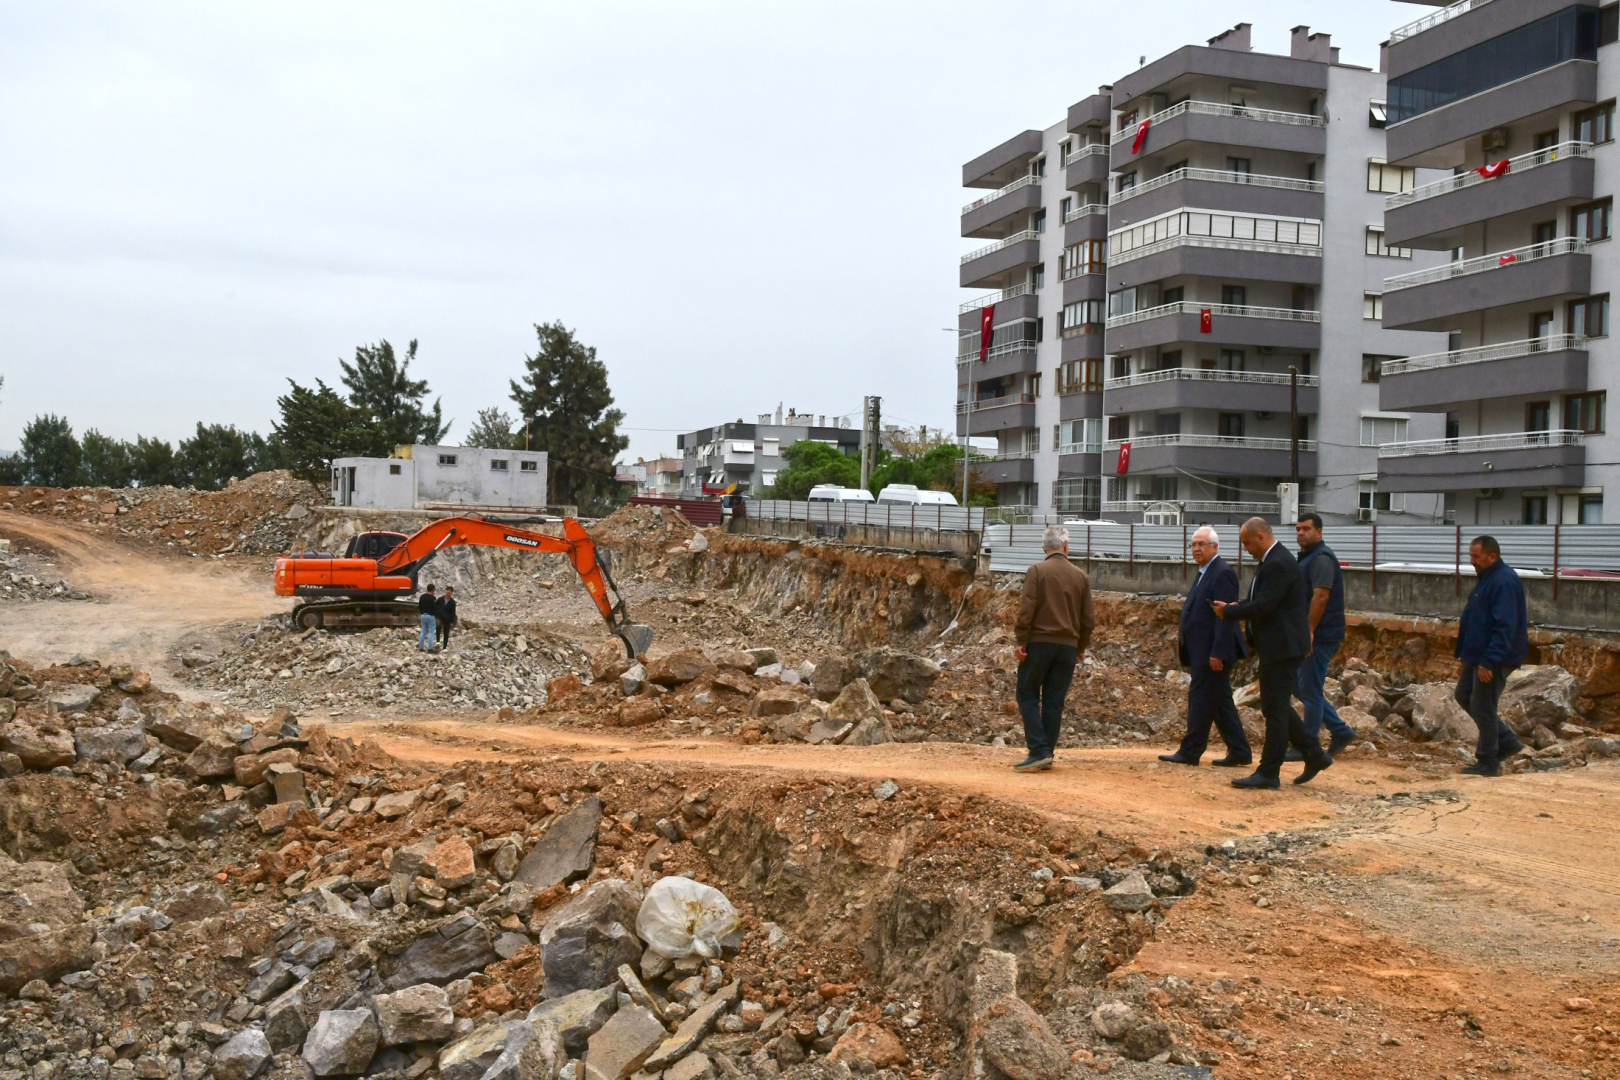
[618,623,655,659]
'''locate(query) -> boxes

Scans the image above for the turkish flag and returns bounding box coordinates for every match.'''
[1199,307,1213,334]
[1498,252,1518,266]
[1116,440,1131,475]
[1131,119,1151,155]
[1476,159,1511,180]
[979,303,995,362]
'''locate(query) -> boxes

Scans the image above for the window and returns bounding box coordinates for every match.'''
[1060,240,1105,278]
[1566,391,1607,433]
[490,459,509,471]
[520,460,539,472]
[1106,476,1127,503]
[1117,109,1137,131]
[1569,294,1610,337]
[1032,208,1047,234]
[1367,159,1415,193]
[1571,199,1612,241]
[1057,359,1102,394]
[1359,481,1403,516]
[1524,495,1550,525]
[1226,157,1251,176]
[1446,411,1461,440]
[1061,299,1104,336]
[1162,286,1184,305]
[1029,156,1046,179]
[1364,293,1383,320]
[1116,172,1137,195]
[1218,413,1245,438]
[1219,349,1245,371]
[1362,354,1399,383]
[1366,227,1412,258]
[1526,401,1552,432]
[1058,139,1072,163]
[1106,416,1130,441]
[1575,100,1617,145]
[1215,477,1241,502]
[1108,288,1137,318]
[1534,220,1557,246]
[1110,355,1131,379]
[1150,476,1178,501]
[1369,101,1388,128]
[1056,418,1102,453]
[1360,416,1409,446]
[1535,128,1561,151]
[1053,478,1100,516]
[1109,209,1321,262]
[1060,196,1072,219]
[1580,495,1604,523]
[1532,310,1554,339]
[1154,412,1181,436]
[1605,3,1619,44]
[437,454,458,467]
[1220,284,1247,307]
[389,463,402,475]
[1031,263,1046,289]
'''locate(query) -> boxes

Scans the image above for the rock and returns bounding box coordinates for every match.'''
[0,724,77,770]
[539,879,643,999]
[374,983,455,1045]
[16,979,49,1001]
[211,1029,273,1080]
[526,985,618,1056]
[843,713,894,747]
[0,856,94,994]
[269,764,306,804]
[146,707,219,752]
[1346,685,1389,721]
[967,950,1066,1080]
[1501,666,1580,735]
[1407,684,1478,743]
[712,650,758,674]
[545,674,583,703]
[826,678,885,726]
[47,684,100,711]
[1582,651,1620,697]
[619,664,647,697]
[439,1022,526,1080]
[1233,681,1262,708]
[161,882,230,923]
[73,723,148,765]
[373,789,423,819]
[427,837,478,890]
[494,931,532,959]
[750,686,805,717]
[1121,1016,1173,1061]
[1102,871,1156,912]
[234,747,299,786]
[744,647,779,667]
[805,720,853,745]
[386,921,500,989]
[615,699,663,727]
[592,640,631,683]
[516,796,602,890]
[479,1017,567,1080]
[264,981,311,1051]
[583,1006,666,1080]
[1337,706,1381,734]
[0,752,22,778]
[647,650,715,686]
[118,671,151,693]
[301,1009,380,1077]
[183,737,240,781]
[828,1024,907,1068]
[811,654,848,701]
[492,843,520,882]
[848,648,941,703]
[615,965,665,1023]
[643,980,740,1070]
[1090,1001,1137,1041]
[872,779,899,801]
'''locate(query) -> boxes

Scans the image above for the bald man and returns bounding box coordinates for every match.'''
[1161,526,1251,766]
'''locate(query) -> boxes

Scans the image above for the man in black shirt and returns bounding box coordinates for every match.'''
[436,586,458,649]
[418,585,438,652]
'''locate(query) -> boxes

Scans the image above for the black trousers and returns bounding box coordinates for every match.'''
[1256,658,1321,778]
[1455,663,1522,766]
[1016,641,1078,759]
[437,619,454,647]
[1177,663,1252,761]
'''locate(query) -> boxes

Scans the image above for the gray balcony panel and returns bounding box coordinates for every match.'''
[1110,179,1322,230]
[1378,348,1588,411]
[961,184,1044,239]
[1062,275,1106,304]
[1063,213,1107,243]
[1379,444,1585,492]
[1386,61,1597,167]
[1103,378,1318,415]
[1384,155,1594,250]
[958,291,1038,333]
[1058,453,1101,477]
[978,457,1035,485]
[960,236,1042,289]
[964,401,1037,435]
[1060,333,1104,363]
[1387,0,1584,80]
[1104,311,1320,354]
[1059,392,1103,421]
[958,346,1039,385]
[1109,246,1322,290]
[1065,153,1110,191]
[1381,251,1590,331]
[1113,46,1326,105]
[1067,95,1111,133]
[1111,109,1326,172]
[1124,442,1317,478]
[964,130,1044,189]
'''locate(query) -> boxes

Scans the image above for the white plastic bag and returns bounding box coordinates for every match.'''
[635,875,740,959]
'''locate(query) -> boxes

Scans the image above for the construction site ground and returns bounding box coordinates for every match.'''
[2,488,1618,1080]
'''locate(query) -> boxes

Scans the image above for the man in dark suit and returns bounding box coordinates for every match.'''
[1160,525,1251,767]
[1211,517,1333,789]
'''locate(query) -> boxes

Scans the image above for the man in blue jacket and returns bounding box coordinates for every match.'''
[1454,535,1530,776]
[1160,525,1251,766]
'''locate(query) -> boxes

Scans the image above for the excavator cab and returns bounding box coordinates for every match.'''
[344,531,408,560]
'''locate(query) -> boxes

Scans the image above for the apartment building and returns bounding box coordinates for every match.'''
[1375,0,1618,525]
[958,23,1448,524]
[676,409,859,495]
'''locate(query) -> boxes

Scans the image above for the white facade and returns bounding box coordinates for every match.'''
[331,445,548,510]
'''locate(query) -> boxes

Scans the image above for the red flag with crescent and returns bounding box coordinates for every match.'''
[1476,159,1511,180]
[979,303,995,362]
[1131,119,1151,154]
[1199,307,1213,334]
[1116,440,1131,474]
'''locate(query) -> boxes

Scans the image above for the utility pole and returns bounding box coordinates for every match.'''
[858,397,871,490]
[869,395,882,486]
[1288,366,1300,486]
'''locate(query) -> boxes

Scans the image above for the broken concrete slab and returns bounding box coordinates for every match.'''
[516,796,602,890]
[525,984,618,1056]
[583,1005,666,1080]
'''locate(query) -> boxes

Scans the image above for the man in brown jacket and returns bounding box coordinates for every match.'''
[1013,525,1097,771]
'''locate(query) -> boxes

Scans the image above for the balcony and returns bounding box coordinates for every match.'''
[979,453,1035,485]
[1110,100,1325,171]
[1103,367,1319,416]
[1063,203,1108,243]
[961,174,1044,239]
[1381,237,1590,331]
[1386,59,1597,167]
[959,282,1031,314]
[1105,434,1317,477]
[956,393,1036,436]
[1064,142,1110,191]
[1384,142,1593,250]
[1107,209,1322,289]
[1378,430,1586,492]
[963,129,1043,189]
[955,340,1039,383]
[1110,167,1323,228]
[1103,499,1286,517]
[1387,0,1498,45]
[1103,301,1320,354]
[1379,335,1589,411]
[961,229,1042,289]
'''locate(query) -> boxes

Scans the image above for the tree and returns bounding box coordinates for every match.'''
[464,407,518,449]
[340,339,450,449]
[246,431,286,475]
[764,440,861,499]
[273,379,392,484]
[508,321,629,506]
[81,430,134,488]
[17,415,83,488]
[130,436,181,488]
[177,423,260,490]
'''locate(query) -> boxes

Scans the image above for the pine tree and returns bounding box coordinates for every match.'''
[339,339,450,449]
[464,407,518,449]
[273,379,392,484]
[18,415,83,488]
[130,436,181,488]
[81,430,134,488]
[177,423,259,490]
[508,322,628,506]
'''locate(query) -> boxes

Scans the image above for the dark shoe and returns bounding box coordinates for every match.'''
[1461,761,1501,777]
[1284,748,1305,762]
[1327,733,1355,756]
[1211,756,1253,768]
[1499,740,1527,758]
[1013,755,1053,772]
[1231,772,1280,790]
[1294,754,1333,785]
[1158,752,1199,766]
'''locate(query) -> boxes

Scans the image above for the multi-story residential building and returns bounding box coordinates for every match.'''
[958,23,1449,524]
[616,456,684,497]
[676,409,860,496]
[1375,0,1617,525]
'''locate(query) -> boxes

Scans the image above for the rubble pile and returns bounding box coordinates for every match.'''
[0,547,91,603]
[174,620,592,715]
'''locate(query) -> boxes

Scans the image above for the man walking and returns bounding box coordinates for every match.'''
[437,586,458,650]
[1160,526,1251,767]
[418,584,439,652]
[1454,536,1530,776]
[1013,525,1096,772]
[1290,514,1356,760]
[1212,517,1332,789]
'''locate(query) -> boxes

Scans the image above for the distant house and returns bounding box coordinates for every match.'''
[677,409,859,495]
[617,456,684,497]
[331,445,548,510]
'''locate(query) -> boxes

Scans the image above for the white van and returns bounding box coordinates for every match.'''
[876,483,959,506]
[807,485,875,503]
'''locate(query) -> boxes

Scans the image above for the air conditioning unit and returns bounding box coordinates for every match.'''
[1479,487,1504,499]
[1358,507,1376,522]
[1483,128,1509,152]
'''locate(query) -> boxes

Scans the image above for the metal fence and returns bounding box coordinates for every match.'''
[751,499,988,533]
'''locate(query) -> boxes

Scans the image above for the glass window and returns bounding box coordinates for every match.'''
[1218,413,1244,438]
[1219,349,1245,371]
[490,459,509,471]
[1367,159,1416,193]
[1053,477,1100,516]
[1579,495,1604,523]
[1060,240,1105,279]
[519,460,538,472]
[1366,228,1412,258]
[1364,293,1383,320]
[1369,101,1388,128]
[437,454,458,467]
[1569,294,1610,336]
[388,463,401,476]
[1221,284,1247,307]
[1571,198,1612,240]
[1565,391,1607,432]
[1524,496,1550,525]
[1527,401,1552,431]
[1360,416,1409,446]
[1061,300,1104,335]
[1575,101,1617,144]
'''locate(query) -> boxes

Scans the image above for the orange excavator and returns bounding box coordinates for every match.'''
[273,516,653,657]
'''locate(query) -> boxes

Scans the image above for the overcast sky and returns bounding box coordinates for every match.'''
[0,1,1405,462]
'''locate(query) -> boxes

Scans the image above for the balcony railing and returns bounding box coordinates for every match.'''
[989,450,1037,461]
[1056,442,1103,455]
[962,230,1039,265]
[958,282,1031,314]
[1386,142,1593,210]
[1104,301,1321,330]
[956,339,1038,364]
[1111,166,1324,205]
[1105,435,1318,452]
[1105,368,1320,391]
[1103,499,1284,515]
[1110,100,1325,144]
[1382,334,1588,377]
[1061,143,1109,166]
[962,173,1040,215]
[1062,203,1107,223]
[956,392,1037,414]
[1388,0,1498,43]
[1378,430,1585,458]
[1383,236,1589,291]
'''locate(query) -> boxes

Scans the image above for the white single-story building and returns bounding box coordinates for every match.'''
[331,445,548,510]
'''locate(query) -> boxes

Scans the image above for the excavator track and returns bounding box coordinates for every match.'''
[291,599,422,631]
